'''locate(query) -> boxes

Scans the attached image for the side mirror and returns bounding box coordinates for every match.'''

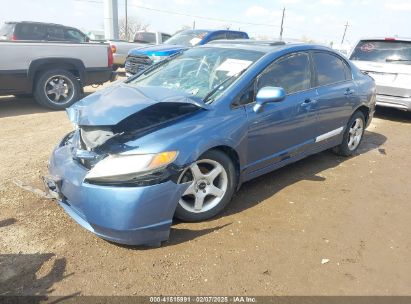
[253,86,286,113]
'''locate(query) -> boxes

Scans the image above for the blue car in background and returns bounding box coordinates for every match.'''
[45,41,376,246]
[125,29,249,75]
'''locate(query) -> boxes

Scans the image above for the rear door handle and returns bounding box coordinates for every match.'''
[344,88,355,96]
[301,98,317,107]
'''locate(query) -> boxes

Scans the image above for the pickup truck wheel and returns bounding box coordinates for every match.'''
[34,69,81,110]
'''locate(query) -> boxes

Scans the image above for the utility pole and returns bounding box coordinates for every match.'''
[104,0,119,40]
[125,0,128,40]
[279,7,285,40]
[341,21,349,44]
[193,20,196,30]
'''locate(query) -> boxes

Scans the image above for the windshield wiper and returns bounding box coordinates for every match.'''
[203,70,246,103]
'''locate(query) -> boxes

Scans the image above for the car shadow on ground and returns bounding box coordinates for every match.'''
[375,107,411,123]
[219,130,387,219]
[0,92,97,119]
[0,96,55,119]
[0,218,17,228]
[0,253,79,300]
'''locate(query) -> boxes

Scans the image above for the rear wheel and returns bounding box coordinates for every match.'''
[34,69,81,110]
[332,111,365,156]
[174,150,236,222]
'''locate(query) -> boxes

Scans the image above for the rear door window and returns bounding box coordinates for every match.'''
[350,40,411,65]
[46,26,65,41]
[257,52,311,95]
[313,52,347,86]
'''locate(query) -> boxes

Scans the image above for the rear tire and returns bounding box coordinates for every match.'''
[33,69,81,110]
[332,111,365,156]
[174,150,237,222]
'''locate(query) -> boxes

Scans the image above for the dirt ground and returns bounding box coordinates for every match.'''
[0,81,410,297]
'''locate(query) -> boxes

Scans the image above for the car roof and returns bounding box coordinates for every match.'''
[200,41,335,54]
[182,29,247,34]
[208,39,286,46]
[5,21,77,29]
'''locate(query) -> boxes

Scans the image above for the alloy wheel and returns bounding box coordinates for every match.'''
[44,75,75,105]
[178,159,228,213]
[348,117,364,151]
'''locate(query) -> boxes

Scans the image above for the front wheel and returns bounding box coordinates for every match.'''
[174,150,236,222]
[332,111,365,156]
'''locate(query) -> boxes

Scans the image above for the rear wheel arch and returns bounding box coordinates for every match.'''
[28,58,86,90]
[354,105,370,125]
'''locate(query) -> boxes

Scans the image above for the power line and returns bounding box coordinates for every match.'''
[74,0,281,28]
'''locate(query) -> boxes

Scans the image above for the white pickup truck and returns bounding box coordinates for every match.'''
[0,41,117,109]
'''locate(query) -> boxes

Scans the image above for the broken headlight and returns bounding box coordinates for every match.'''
[84,151,178,183]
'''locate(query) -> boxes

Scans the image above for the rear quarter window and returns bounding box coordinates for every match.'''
[350,40,411,65]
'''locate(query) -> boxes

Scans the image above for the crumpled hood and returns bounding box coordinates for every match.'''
[67,84,208,126]
[129,44,188,56]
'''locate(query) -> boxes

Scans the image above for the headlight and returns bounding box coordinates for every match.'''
[84,151,178,182]
[149,55,167,63]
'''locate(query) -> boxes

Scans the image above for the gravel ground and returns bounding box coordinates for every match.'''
[0,82,410,296]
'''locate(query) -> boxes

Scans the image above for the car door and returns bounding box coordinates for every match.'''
[243,52,320,174]
[312,52,359,136]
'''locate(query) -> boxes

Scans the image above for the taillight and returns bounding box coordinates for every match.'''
[111,45,117,53]
[11,34,16,41]
[108,46,113,67]
[385,37,396,41]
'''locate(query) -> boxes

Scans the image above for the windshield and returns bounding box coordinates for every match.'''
[350,40,411,65]
[127,47,263,101]
[164,30,210,47]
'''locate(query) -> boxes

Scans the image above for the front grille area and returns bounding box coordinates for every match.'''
[125,54,153,75]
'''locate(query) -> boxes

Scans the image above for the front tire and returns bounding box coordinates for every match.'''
[333,111,365,156]
[33,69,81,110]
[174,150,236,222]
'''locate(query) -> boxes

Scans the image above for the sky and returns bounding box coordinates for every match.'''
[1,0,411,45]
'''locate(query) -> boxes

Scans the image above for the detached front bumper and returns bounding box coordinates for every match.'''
[46,145,188,246]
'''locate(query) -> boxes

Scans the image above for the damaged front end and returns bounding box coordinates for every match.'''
[65,84,208,185]
[46,85,207,245]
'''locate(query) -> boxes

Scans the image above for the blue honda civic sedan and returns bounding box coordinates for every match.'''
[45,41,376,246]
